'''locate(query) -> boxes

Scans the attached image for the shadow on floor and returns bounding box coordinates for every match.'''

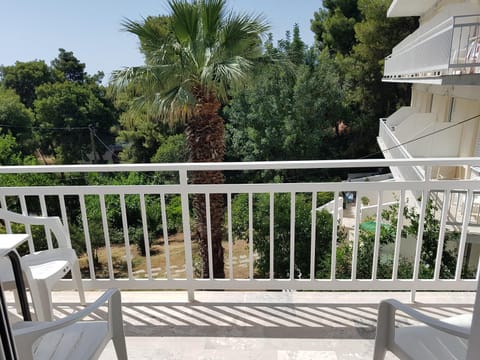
[47,301,472,340]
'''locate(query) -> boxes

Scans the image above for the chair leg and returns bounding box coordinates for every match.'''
[71,259,86,305]
[373,301,395,360]
[12,289,22,315]
[110,291,128,360]
[29,280,53,322]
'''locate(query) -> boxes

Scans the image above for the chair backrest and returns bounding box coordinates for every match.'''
[0,209,71,251]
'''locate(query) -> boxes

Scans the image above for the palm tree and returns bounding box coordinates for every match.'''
[111,0,269,278]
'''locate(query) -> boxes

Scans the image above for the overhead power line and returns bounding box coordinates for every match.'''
[0,124,90,131]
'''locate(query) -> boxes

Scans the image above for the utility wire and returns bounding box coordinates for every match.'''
[93,133,119,160]
[0,124,90,131]
[360,113,480,159]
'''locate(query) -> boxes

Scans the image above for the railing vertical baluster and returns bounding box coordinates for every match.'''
[455,190,474,280]
[0,196,12,233]
[205,193,213,280]
[290,192,296,280]
[120,194,133,280]
[58,195,72,248]
[455,192,461,222]
[248,192,254,280]
[476,254,480,281]
[392,190,405,280]
[269,192,274,280]
[39,195,53,250]
[412,189,429,302]
[160,194,171,279]
[457,25,463,65]
[352,191,361,280]
[467,25,474,65]
[19,196,34,252]
[331,191,339,280]
[179,170,194,301]
[139,194,152,280]
[372,191,383,280]
[310,192,317,280]
[434,190,451,280]
[227,193,233,280]
[79,195,95,280]
[99,194,114,280]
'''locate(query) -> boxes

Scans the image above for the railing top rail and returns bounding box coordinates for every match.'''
[0,158,479,174]
[453,14,480,24]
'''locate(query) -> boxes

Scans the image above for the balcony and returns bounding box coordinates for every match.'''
[378,113,467,179]
[383,15,480,84]
[1,159,479,358]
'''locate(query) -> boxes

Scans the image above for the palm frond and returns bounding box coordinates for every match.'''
[220,13,270,54]
[169,0,200,45]
[151,84,196,125]
[201,0,226,47]
[111,0,271,122]
[122,16,173,56]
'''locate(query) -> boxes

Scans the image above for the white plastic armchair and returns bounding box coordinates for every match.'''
[374,279,480,359]
[13,288,127,360]
[0,208,85,321]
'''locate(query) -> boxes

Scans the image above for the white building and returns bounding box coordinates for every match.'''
[378,0,480,266]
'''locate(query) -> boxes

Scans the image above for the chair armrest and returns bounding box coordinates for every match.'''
[0,208,71,248]
[13,289,121,341]
[380,299,471,339]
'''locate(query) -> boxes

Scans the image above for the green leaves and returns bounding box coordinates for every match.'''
[112,0,269,123]
[34,81,116,164]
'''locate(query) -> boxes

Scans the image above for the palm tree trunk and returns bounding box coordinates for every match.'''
[186,91,225,279]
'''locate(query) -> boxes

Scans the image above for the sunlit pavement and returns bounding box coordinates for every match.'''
[8,290,474,359]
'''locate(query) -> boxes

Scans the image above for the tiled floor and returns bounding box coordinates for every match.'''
[8,290,475,359]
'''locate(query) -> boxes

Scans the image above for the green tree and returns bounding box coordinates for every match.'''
[151,133,187,163]
[225,45,351,181]
[350,0,417,120]
[111,0,269,278]
[34,81,116,164]
[310,0,417,156]
[0,88,34,152]
[0,60,54,108]
[401,200,459,279]
[51,48,86,83]
[311,0,360,54]
[0,133,24,165]
[231,193,336,279]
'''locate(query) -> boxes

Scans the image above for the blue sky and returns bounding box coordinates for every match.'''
[0,1,322,82]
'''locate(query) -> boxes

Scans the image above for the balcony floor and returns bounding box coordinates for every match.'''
[8,290,475,359]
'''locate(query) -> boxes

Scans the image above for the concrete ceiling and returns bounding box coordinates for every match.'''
[387,0,438,17]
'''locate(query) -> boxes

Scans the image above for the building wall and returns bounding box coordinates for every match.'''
[410,84,480,166]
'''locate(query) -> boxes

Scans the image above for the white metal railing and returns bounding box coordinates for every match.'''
[449,15,480,73]
[0,159,479,297]
[383,15,480,80]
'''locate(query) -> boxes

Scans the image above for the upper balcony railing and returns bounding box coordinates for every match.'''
[383,15,480,82]
[0,159,479,299]
[377,119,424,181]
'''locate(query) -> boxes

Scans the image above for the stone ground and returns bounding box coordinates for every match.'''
[10,290,471,360]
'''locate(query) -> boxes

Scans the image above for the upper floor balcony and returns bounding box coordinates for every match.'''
[383,15,480,84]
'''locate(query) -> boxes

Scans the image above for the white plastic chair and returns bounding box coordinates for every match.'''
[12,288,127,360]
[0,208,86,321]
[374,278,480,359]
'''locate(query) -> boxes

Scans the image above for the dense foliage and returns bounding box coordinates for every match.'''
[1,0,450,280]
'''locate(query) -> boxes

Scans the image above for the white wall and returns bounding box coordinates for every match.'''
[408,84,480,163]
